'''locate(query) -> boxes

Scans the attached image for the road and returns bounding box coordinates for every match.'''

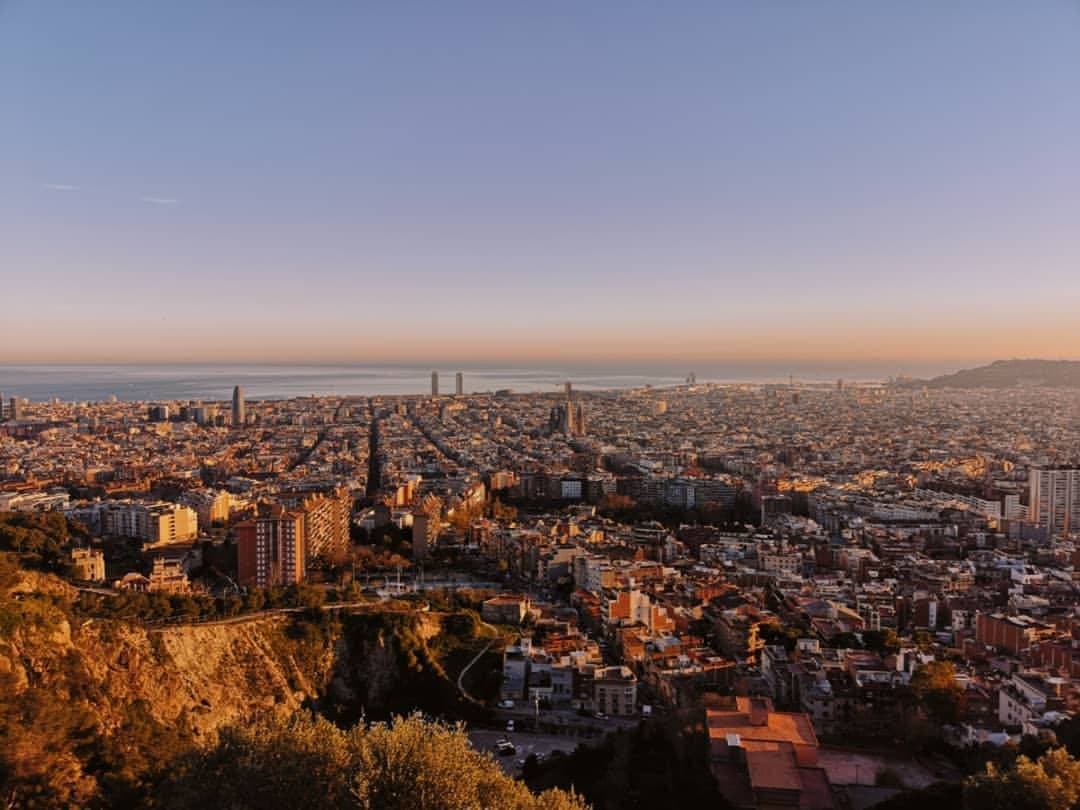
[468,730,581,775]
[455,618,499,704]
[495,703,639,735]
[140,599,385,629]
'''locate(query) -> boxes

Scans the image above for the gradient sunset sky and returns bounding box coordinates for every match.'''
[2,2,1078,368]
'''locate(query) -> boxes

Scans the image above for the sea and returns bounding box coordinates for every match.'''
[0,362,951,403]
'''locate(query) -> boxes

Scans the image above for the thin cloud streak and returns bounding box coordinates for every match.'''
[142,196,178,205]
[42,183,80,191]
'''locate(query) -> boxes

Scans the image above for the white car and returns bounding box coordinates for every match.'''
[506,720,515,732]
[499,699,515,709]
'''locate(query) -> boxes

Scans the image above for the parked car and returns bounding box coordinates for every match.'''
[499,699,515,709]
[506,720,515,732]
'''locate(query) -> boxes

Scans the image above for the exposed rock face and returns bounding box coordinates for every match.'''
[0,589,463,741]
[1,612,335,737]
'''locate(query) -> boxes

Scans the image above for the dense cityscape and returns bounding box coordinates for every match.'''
[2,370,1079,808]
[4,1,1078,807]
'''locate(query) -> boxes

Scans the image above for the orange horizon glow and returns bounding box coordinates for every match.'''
[2,318,1078,366]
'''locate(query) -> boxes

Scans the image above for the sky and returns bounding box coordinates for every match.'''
[1,1,1078,371]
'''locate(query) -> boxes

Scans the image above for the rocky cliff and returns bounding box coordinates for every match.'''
[0,565,500,807]
[0,591,452,739]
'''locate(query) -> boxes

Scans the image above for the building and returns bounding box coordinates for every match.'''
[180,488,234,528]
[761,495,794,524]
[481,594,530,624]
[412,512,435,558]
[232,385,245,427]
[235,504,305,588]
[9,397,21,421]
[280,487,351,564]
[1028,468,1080,536]
[706,696,834,810]
[147,405,170,422]
[431,371,439,397]
[560,382,586,436]
[758,548,802,576]
[455,372,464,396]
[593,665,638,716]
[501,639,532,700]
[714,605,775,663]
[146,557,191,593]
[975,612,1055,656]
[190,404,215,426]
[547,382,587,437]
[113,557,191,594]
[70,547,106,582]
[99,501,198,544]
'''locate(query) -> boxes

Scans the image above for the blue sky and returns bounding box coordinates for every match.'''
[2,2,1078,366]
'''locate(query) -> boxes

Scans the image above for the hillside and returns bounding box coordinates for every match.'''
[922,359,1080,389]
[0,560,498,807]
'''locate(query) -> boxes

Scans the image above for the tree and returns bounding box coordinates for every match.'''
[161,712,353,809]
[1051,714,1080,758]
[242,587,266,612]
[597,494,636,513]
[828,632,863,650]
[758,623,803,652]
[491,499,517,522]
[0,676,99,809]
[288,583,326,610]
[0,511,73,569]
[862,628,900,654]
[963,748,1080,810]
[525,712,729,809]
[161,712,587,810]
[353,714,583,810]
[871,782,962,810]
[910,660,962,724]
[342,581,364,603]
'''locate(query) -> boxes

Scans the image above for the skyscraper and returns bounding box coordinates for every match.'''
[232,385,245,427]
[431,371,439,397]
[9,397,21,421]
[1029,468,1080,537]
[455,372,463,396]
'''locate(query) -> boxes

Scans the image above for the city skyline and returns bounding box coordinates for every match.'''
[5,4,1080,807]
[3,2,1079,364]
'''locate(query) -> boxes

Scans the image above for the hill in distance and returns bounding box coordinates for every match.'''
[920,359,1080,389]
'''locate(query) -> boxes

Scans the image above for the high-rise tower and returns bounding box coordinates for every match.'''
[431,371,439,397]
[455,372,463,396]
[232,385,245,427]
